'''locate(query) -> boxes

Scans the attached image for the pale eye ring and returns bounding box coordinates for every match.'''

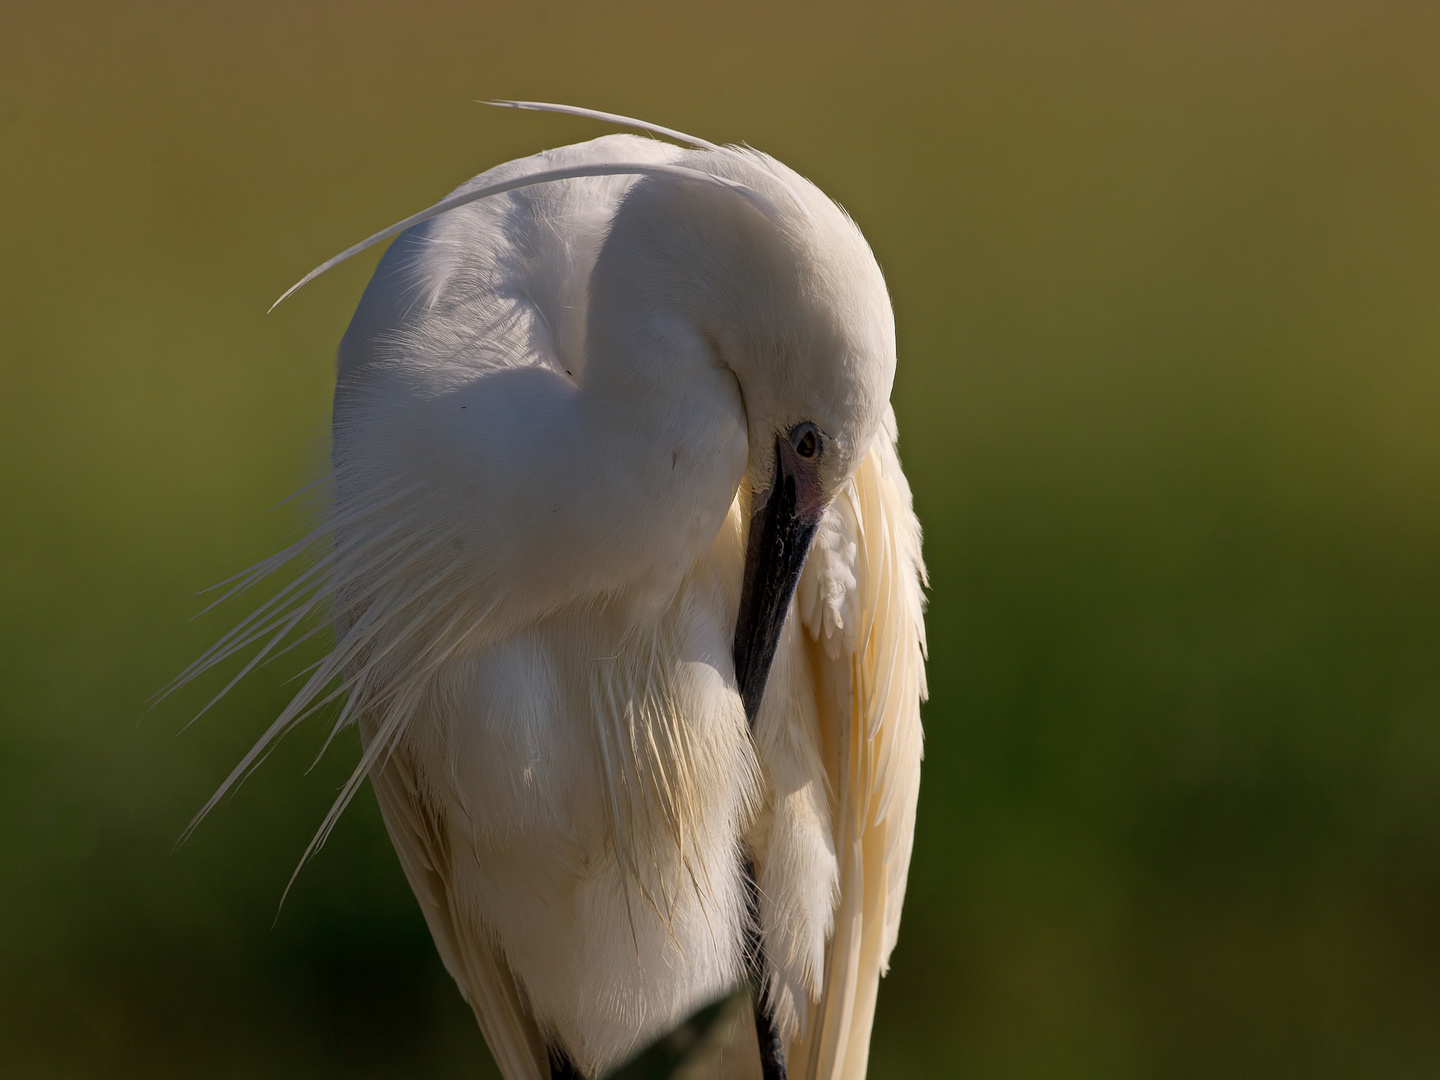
[789,422,820,460]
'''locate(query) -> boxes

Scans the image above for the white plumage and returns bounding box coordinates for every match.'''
[184,107,926,1080]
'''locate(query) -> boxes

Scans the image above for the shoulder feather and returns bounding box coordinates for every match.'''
[365,733,551,1080]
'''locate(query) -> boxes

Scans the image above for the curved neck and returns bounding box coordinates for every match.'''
[566,277,748,614]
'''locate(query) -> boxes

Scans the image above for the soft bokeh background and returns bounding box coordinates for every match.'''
[4,1,1440,1076]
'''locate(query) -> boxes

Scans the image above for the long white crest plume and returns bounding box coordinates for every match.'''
[269,161,774,311]
[485,99,724,152]
[486,100,814,226]
[269,101,823,311]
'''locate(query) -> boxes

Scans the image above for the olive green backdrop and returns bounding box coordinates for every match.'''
[4,1,1440,1077]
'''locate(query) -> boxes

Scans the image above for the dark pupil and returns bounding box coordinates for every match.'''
[794,428,817,458]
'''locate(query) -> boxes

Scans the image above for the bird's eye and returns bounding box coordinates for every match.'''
[790,423,820,460]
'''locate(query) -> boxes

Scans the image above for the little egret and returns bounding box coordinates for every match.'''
[180,103,927,1080]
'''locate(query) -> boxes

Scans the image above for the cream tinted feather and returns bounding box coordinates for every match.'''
[792,410,927,1080]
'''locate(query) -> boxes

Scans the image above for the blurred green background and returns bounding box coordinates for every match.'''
[3,1,1440,1076]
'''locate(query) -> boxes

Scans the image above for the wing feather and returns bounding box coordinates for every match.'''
[365,738,550,1080]
[792,407,927,1080]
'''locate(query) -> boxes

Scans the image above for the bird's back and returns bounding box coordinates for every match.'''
[336,133,685,394]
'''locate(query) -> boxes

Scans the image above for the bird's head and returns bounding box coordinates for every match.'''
[593,149,897,722]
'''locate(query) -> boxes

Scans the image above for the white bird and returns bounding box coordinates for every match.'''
[181,103,927,1080]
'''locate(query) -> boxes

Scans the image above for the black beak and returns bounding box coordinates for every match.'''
[732,436,826,728]
[733,434,825,1080]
